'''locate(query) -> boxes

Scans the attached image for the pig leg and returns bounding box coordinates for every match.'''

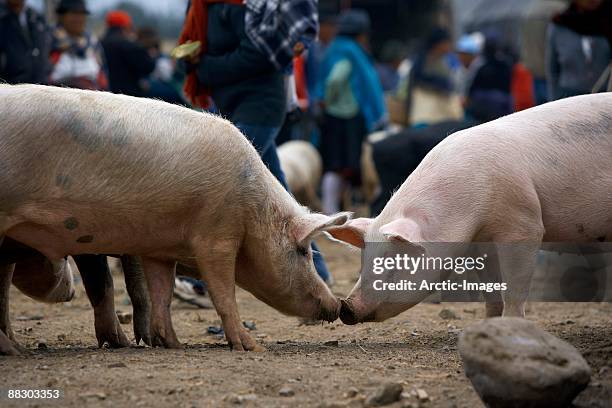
[0,329,19,356]
[0,263,21,355]
[475,245,504,317]
[141,257,181,348]
[496,241,541,318]
[194,240,263,352]
[74,255,130,348]
[120,255,152,346]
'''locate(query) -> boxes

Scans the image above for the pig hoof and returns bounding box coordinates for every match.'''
[133,315,152,346]
[0,340,20,356]
[135,333,152,347]
[250,344,266,352]
[151,334,182,349]
[150,327,182,349]
[229,329,264,352]
[96,325,131,349]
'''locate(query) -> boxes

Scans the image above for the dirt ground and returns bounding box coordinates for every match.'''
[1,238,611,408]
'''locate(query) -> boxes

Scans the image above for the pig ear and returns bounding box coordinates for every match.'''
[325,217,372,249]
[293,212,353,246]
[379,218,423,243]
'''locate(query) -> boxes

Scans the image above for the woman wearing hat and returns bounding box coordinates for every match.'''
[49,0,107,90]
[316,9,387,215]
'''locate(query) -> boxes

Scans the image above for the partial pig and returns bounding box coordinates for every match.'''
[329,94,612,323]
[0,84,347,351]
[0,238,75,355]
[278,140,322,210]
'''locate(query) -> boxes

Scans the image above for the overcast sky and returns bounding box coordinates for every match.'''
[28,0,188,17]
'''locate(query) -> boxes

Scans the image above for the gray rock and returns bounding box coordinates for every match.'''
[459,317,591,408]
[365,383,403,407]
[279,386,295,397]
[227,393,257,404]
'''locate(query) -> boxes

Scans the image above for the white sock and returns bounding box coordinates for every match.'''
[322,172,344,214]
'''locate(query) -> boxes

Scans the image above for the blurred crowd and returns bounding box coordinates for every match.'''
[0,0,610,300]
[0,0,186,101]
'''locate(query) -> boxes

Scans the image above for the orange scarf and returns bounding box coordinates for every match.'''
[178,0,244,108]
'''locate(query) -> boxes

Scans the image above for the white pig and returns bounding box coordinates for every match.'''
[278,140,322,210]
[328,93,612,323]
[0,84,348,351]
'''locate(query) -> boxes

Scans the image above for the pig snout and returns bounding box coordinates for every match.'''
[316,295,341,322]
[339,298,360,325]
[339,297,377,325]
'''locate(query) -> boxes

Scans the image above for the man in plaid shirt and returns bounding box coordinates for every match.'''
[178,0,334,286]
[245,0,318,70]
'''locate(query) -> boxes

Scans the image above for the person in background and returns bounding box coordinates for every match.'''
[509,48,536,112]
[465,31,513,122]
[546,0,611,100]
[101,10,155,97]
[137,26,186,105]
[49,0,106,90]
[405,28,463,127]
[520,0,566,105]
[0,0,49,84]
[306,15,337,104]
[411,28,455,97]
[455,32,484,98]
[375,40,405,92]
[178,0,334,285]
[317,9,386,215]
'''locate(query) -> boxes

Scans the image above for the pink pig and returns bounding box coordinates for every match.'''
[329,93,612,323]
[0,84,347,351]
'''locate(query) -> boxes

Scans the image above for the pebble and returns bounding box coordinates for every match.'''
[415,388,429,401]
[80,392,107,400]
[324,340,339,347]
[37,340,47,349]
[459,317,591,408]
[438,308,459,320]
[227,393,257,404]
[279,386,295,397]
[242,321,257,331]
[108,362,127,368]
[365,383,403,406]
[344,387,359,398]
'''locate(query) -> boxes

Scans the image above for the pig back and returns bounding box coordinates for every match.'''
[0,85,261,210]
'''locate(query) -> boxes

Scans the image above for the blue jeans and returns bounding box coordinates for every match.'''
[236,122,331,282]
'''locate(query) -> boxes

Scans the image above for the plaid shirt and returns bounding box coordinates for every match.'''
[244,0,318,70]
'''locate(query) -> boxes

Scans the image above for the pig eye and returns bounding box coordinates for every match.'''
[296,246,309,257]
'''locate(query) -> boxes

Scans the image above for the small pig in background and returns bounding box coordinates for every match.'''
[0,84,347,352]
[328,93,612,324]
[278,140,323,211]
